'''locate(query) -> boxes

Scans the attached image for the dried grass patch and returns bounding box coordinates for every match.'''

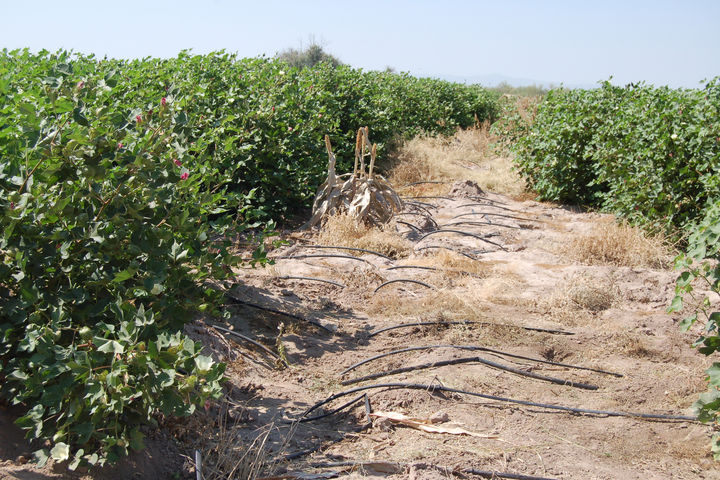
[315,212,412,259]
[386,123,526,197]
[538,273,621,326]
[563,219,674,269]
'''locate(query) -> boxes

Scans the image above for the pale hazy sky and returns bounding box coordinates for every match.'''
[2,0,718,87]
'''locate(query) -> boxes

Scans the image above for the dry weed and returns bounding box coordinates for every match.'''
[539,273,621,326]
[197,403,273,480]
[563,218,673,269]
[316,212,412,259]
[386,123,525,197]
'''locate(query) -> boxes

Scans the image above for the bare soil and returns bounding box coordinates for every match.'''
[2,184,719,479]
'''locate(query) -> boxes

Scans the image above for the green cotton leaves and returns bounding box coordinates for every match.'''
[498,79,720,236]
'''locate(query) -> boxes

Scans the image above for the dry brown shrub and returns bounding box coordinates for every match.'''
[316,212,412,259]
[385,123,525,196]
[563,219,673,269]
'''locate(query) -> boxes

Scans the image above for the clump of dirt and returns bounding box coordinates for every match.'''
[448,179,484,198]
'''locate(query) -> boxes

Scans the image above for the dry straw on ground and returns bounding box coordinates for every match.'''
[562,218,673,269]
[538,272,621,327]
[386,122,526,197]
[315,212,412,259]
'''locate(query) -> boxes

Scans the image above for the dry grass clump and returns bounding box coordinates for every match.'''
[539,273,621,326]
[385,122,526,197]
[404,250,490,277]
[316,212,412,259]
[563,219,674,269]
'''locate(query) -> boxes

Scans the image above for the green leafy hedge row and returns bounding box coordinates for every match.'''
[498,79,720,234]
[497,79,720,458]
[0,49,498,467]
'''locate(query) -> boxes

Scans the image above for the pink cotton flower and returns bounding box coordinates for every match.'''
[117,143,123,149]
[180,172,189,181]
[136,115,142,123]
[173,158,182,166]
[161,97,167,107]
[76,81,84,89]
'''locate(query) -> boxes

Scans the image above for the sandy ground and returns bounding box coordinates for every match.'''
[2,182,719,479]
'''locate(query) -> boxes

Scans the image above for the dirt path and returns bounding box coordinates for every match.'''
[200,185,717,479]
[1,183,717,480]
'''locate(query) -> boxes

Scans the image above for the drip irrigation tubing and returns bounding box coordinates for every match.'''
[284,424,370,460]
[396,211,439,228]
[396,220,422,233]
[441,220,522,230]
[414,245,484,260]
[405,200,438,210]
[452,212,542,223]
[341,356,598,390]
[297,383,698,422]
[368,320,574,337]
[418,229,506,250]
[211,325,288,366]
[341,345,623,377]
[457,202,517,213]
[296,244,393,261]
[402,181,448,187]
[275,254,373,265]
[303,462,559,480]
[406,195,454,201]
[225,294,333,333]
[278,276,346,288]
[292,393,367,423]
[374,278,435,293]
[404,202,436,216]
[386,265,486,279]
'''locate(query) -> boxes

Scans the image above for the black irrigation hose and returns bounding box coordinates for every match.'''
[211,325,288,367]
[460,468,559,480]
[278,276,346,288]
[418,229,507,250]
[341,356,599,390]
[284,424,371,461]
[458,202,517,213]
[305,462,559,480]
[396,211,439,228]
[340,345,623,378]
[297,244,393,261]
[406,195,454,201]
[405,200,438,210]
[225,294,333,333]
[404,202,436,216]
[386,265,486,279]
[402,181,448,187]
[397,220,422,233]
[442,220,522,230]
[415,245,483,260]
[374,279,435,293]
[452,212,542,223]
[297,382,697,422]
[275,254,373,265]
[293,393,368,423]
[368,320,575,337]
